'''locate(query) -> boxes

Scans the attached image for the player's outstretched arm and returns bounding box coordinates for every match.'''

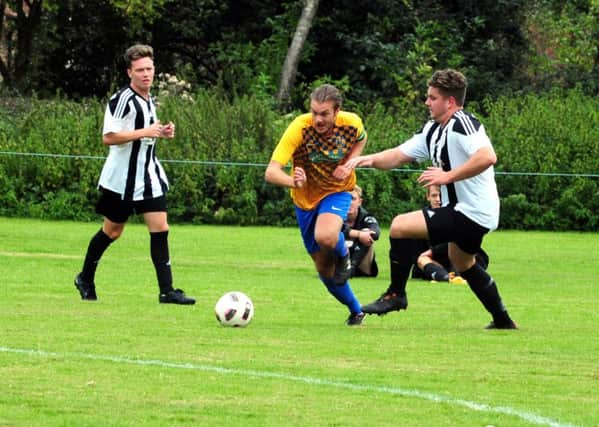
[346,146,412,171]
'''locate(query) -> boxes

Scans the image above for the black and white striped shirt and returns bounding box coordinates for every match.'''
[400,110,500,230]
[98,86,169,201]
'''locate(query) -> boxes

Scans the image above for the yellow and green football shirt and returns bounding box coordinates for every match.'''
[271,111,367,210]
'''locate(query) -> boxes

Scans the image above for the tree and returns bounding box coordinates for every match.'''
[276,0,319,109]
[0,0,43,92]
[1,0,593,101]
[39,0,130,98]
[0,0,166,96]
[523,0,599,93]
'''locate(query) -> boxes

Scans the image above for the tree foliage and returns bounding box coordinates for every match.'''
[0,0,44,92]
[521,0,599,92]
[1,0,597,105]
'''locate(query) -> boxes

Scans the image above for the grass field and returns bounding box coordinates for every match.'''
[1,217,597,426]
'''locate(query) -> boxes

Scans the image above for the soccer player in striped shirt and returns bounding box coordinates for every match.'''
[346,69,517,329]
[74,44,195,305]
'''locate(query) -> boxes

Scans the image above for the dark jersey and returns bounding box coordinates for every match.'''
[342,206,380,244]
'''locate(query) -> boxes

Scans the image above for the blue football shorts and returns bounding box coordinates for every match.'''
[295,191,351,254]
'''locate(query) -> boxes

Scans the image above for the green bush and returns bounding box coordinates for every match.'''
[0,88,597,230]
[484,87,599,230]
[0,97,104,219]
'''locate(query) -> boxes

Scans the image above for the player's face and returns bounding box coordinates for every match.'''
[127,57,155,95]
[427,186,441,208]
[425,86,452,125]
[310,100,339,136]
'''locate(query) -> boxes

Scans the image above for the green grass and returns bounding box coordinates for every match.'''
[0,217,597,426]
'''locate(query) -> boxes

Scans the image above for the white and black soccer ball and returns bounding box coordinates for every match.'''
[215,291,254,327]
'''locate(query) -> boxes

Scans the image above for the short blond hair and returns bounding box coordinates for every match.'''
[352,185,363,198]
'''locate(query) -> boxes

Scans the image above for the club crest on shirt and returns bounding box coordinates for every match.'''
[309,148,346,162]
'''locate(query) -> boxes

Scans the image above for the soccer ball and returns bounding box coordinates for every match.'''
[215,291,254,327]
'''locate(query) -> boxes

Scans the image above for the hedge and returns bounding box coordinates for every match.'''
[0,88,597,230]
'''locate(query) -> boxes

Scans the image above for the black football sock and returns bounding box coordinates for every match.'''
[150,231,174,294]
[461,263,513,325]
[387,238,415,296]
[423,263,450,281]
[81,229,113,283]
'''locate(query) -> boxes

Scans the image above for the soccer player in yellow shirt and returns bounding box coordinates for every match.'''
[265,84,367,325]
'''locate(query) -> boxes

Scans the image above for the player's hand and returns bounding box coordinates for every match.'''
[160,121,176,138]
[359,230,377,246]
[293,167,306,188]
[146,121,163,138]
[418,248,433,258]
[332,164,352,180]
[418,167,448,186]
[344,155,373,170]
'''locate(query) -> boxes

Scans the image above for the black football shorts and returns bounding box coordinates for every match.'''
[96,188,167,223]
[422,206,489,255]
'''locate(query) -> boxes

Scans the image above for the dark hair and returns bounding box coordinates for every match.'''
[428,69,467,106]
[124,44,154,68]
[310,84,342,110]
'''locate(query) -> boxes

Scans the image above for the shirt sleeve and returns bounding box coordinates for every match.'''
[398,121,434,162]
[270,115,306,165]
[102,103,128,135]
[461,123,492,156]
[349,112,367,142]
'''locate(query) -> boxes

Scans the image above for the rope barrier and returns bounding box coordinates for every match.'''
[1,150,598,178]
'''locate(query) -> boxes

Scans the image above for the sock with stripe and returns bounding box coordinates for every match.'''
[334,231,348,258]
[461,263,513,326]
[423,263,450,282]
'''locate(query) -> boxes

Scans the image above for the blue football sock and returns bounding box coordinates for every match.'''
[335,231,348,258]
[320,275,362,314]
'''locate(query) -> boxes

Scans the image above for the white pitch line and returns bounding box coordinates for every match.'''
[0,346,576,427]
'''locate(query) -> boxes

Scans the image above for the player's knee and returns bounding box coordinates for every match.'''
[390,216,408,238]
[104,228,123,240]
[103,219,125,240]
[453,258,476,273]
[150,224,169,234]
[315,236,336,251]
[314,232,337,250]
